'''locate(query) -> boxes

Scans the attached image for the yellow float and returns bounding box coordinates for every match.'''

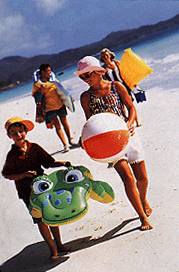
[120,48,153,89]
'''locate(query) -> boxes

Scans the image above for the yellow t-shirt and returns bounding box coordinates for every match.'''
[32,81,63,112]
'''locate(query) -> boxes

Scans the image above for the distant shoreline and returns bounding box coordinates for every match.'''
[0,82,20,92]
[0,14,179,92]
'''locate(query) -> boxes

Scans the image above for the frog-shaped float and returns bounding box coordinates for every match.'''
[29,165,114,226]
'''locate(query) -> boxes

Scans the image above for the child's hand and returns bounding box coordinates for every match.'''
[28,170,37,176]
[23,171,37,179]
[127,123,135,136]
[64,161,72,167]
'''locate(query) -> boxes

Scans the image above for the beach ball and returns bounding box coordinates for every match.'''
[81,112,130,163]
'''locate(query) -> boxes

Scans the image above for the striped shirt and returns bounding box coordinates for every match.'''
[89,83,126,119]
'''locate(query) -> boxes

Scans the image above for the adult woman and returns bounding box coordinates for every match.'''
[100,48,142,126]
[76,56,153,231]
[32,64,75,152]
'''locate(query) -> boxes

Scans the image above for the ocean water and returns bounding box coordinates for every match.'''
[0,29,179,104]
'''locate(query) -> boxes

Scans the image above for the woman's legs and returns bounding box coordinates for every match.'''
[114,159,152,230]
[131,161,152,217]
[37,222,58,257]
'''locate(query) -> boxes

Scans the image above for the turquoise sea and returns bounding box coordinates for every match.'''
[0,29,179,104]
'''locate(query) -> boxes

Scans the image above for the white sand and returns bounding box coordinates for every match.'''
[0,78,179,272]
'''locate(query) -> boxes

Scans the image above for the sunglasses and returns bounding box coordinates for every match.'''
[79,72,94,81]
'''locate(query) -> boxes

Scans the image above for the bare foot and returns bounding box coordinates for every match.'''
[140,217,153,231]
[143,200,153,217]
[57,245,71,254]
[50,253,60,260]
[49,249,60,261]
[136,123,142,127]
[50,254,60,261]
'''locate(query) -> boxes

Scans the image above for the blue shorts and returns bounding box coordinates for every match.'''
[45,105,67,124]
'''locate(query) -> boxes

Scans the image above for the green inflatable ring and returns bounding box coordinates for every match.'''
[29,165,114,226]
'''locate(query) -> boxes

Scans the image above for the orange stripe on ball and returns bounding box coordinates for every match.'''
[82,130,129,159]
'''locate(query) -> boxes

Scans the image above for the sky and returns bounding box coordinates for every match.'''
[0,0,179,60]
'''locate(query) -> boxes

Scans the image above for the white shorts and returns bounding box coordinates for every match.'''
[120,131,144,164]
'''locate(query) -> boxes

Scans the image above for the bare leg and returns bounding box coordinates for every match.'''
[131,161,152,217]
[114,159,153,231]
[135,112,142,127]
[51,117,67,146]
[50,226,70,253]
[37,222,58,257]
[60,116,73,144]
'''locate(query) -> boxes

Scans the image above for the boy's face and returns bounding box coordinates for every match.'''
[8,123,27,147]
[42,66,52,81]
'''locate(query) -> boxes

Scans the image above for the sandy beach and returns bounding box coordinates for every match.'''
[0,76,179,272]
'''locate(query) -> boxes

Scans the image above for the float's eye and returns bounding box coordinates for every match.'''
[33,179,53,194]
[65,170,84,183]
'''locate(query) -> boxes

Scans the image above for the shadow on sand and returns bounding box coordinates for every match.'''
[0,217,139,272]
[0,243,69,272]
[65,216,139,252]
[50,143,80,156]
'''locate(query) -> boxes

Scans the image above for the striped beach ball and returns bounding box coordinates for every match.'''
[81,112,130,163]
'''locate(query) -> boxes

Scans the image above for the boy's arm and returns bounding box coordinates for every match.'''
[33,92,44,104]
[50,161,71,168]
[36,144,71,168]
[32,83,44,104]
[3,171,37,181]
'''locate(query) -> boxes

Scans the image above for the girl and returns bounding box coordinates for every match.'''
[76,56,153,231]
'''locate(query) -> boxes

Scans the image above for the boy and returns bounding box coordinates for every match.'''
[2,116,71,259]
[32,64,75,152]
